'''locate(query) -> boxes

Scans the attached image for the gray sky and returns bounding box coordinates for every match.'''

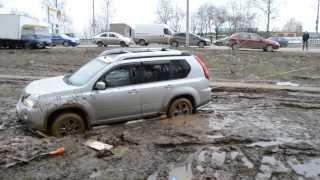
[0,0,318,33]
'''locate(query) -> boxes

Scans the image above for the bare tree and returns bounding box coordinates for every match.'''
[191,13,200,33]
[100,0,112,31]
[208,6,228,39]
[253,0,276,32]
[196,3,211,35]
[156,0,174,24]
[227,0,256,32]
[170,6,185,32]
[282,18,303,32]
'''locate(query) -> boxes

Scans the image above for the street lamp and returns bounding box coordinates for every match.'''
[186,0,189,47]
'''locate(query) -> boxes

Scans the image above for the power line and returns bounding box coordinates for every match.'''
[186,0,189,47]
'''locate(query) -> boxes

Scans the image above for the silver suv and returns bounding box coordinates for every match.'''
[17,48,211,136]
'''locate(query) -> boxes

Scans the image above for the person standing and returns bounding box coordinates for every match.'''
[302,32,310,51]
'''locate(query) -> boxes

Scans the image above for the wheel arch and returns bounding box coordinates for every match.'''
[46,105,91,130]
[165,94,197,114]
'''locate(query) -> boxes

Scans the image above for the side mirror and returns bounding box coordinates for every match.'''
[95,81,106,90]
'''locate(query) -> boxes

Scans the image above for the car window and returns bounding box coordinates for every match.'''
[100,33,107,37]
[239,33,250,40]
[250,34,261,40]
[171,60,191,79]
[102,64,140,88]
[108,33,116,38]
[175,33,185,37]
[164,28,172,35]
[104,67,130,87]
[142,62,170,83]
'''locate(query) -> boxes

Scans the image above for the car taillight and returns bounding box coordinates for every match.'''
[194,55,209,79]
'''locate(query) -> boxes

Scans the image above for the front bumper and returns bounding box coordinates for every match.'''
[16,100,46,130]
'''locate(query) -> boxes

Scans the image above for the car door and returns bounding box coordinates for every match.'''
[139,60,172,116]
[108,33,119,45]
[99,33,108,44]
[91,63,142,123]
[52,35,63,45]
[249,33,265,49]
[239,33,251,48]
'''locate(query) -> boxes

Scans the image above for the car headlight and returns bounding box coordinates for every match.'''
[23,95,39,108]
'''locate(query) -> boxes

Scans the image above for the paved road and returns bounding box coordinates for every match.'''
[74,44,320,53]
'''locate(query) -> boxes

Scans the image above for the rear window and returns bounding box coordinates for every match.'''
[171,60,191,79]
[141,60,190,83]
[164,28,172,35]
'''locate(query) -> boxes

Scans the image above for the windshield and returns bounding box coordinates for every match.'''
[60,34,71,39]
[67,59,108,86]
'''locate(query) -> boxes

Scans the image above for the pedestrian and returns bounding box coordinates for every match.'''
[302,31,310,51]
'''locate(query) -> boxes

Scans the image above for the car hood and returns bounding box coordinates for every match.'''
[25,76,79,96]
[264,39,278,45]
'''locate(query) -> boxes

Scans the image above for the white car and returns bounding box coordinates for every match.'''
[92,32,134,47]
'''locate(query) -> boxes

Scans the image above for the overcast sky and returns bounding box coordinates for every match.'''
[0,0,318,34]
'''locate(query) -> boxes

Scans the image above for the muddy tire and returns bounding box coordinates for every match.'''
[265,45,273,52]
[171,41,179,48]
[232,43,240,50]
[167,98,193,118]
[97,41,104,47]
[50,113,86,137]
[139,39,146,46]
[198,41,205,48]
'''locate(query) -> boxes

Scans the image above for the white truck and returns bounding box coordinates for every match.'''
[133,24,174,46]
[0,14,51,49]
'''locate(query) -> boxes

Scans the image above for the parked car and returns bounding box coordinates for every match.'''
[17,48,211,136]
[170,33,211,48]
[268,37,289,47]
[214,36,230,46]
[134,24,174,46]
[92,32,134,47]
[51,34,80,47]
[228,32,280,52]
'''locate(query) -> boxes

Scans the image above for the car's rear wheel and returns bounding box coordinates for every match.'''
[139,39,146,46]
[198,41,205,48]
[50,113,86,137]
[231,43,240,50]
[120,41,127,47]
[63,41,69,47]
[97,41,104,47]
[167,98,193,118]
[265,45,273,52]
[170,41,179,48]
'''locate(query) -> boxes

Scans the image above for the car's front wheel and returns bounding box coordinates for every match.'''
[167,98,193,118]
[97,41,104,47]
[170,41,179,48]
[50,113,86,137]
[120,41,127,47]
[231,43,240,50]
[265,45,273,52]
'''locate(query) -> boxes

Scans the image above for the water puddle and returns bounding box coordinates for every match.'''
[168,162,193,180]
[288,157,320,178]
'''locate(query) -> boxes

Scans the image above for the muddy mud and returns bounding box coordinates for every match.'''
[1,48,320,179]
[1,78,320,179]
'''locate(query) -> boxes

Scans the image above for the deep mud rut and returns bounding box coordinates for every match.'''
[1,80,320,180]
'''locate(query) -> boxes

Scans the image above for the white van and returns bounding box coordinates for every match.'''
[134,24,174,45]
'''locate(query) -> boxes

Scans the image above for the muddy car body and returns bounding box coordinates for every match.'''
[16,48,211,136]
[228,32,280,52]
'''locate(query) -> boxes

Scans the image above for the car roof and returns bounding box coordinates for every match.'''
[98,48,191,62]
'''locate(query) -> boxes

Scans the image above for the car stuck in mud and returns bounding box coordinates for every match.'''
[16,48,211,136]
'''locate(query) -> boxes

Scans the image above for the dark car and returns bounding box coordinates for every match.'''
[170,33,211,48]
[228,32,280,52]
[268,37,289,47]
[51,34,80,47]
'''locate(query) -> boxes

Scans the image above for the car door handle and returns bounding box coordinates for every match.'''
[164,85,173,89]
[128,89,138,94]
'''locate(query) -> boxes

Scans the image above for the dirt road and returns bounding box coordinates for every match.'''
[1,48,320,179]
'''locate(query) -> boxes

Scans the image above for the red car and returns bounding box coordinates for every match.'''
[228,32,280,52]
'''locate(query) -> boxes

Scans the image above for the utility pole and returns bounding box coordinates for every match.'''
[92,0,96,35]
[106,0,110,31]
[55,0,58,34]
[186,0,190,47]
[316,0,320,33]
[266,0,271,33]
